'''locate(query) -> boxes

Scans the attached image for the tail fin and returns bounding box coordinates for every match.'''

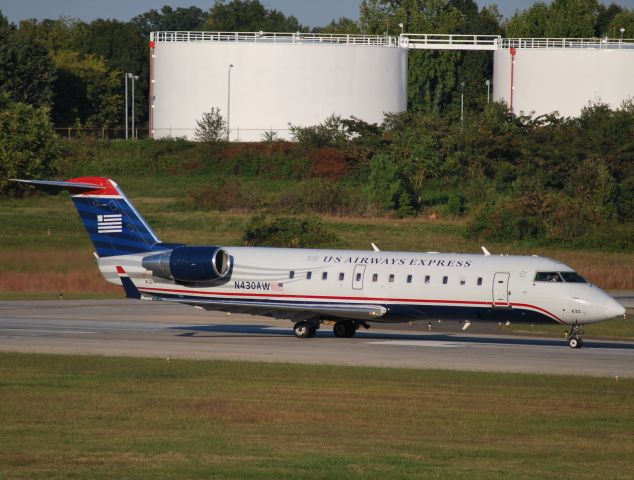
[13,177,165,257]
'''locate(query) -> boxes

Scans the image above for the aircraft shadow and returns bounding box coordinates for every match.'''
[170,324,634,350]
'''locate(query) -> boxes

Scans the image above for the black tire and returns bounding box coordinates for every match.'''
[308,326,317,338]
[568,337,579,349]
[294,322,310,339]
[333,321,356,338]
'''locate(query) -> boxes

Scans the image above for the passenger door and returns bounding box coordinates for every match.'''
[352,265,366,290]
[492,272,510,307]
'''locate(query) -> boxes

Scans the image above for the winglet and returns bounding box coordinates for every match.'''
[115,266,142,299]
[371,243,380,252]
[481,246,491,256]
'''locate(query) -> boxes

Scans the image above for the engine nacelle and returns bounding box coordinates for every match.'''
[142,246,231,283]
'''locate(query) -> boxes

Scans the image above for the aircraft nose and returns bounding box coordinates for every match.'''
[604,298,626,319]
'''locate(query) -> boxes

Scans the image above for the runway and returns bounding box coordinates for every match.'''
[1,299,633,377]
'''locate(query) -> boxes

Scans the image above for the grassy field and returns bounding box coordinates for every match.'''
[2,188,634,292]
[505,318,634,340]
[0,352,633,479]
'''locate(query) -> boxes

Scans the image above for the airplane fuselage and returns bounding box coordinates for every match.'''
[99,247,623,327]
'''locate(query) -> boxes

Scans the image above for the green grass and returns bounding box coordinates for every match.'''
[506,317,634,340]
[0,353,633,479]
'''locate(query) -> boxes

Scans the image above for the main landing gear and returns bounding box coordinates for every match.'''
[293,320,370,339]
[293,321,318,338]
[332,321,370,338]
[567,324,584,349]
[333,321,357,338]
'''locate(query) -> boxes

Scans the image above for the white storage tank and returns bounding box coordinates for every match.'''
[149,32,408,141]
[493,39,634,117]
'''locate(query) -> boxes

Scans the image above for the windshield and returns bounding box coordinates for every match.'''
[534,272,563,282]
[534,271,587,283]
[559,271,587,283]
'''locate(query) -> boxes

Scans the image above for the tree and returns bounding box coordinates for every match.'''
[208,0,302,31]
[0,22,56,108]
[51,50,121,128]
[132,6,208,36]
[365,153,403,212]
[78,19,149,127]
[194,107,226,142]
[505,0,601,38]
[313,17,361,34]
[0,93,61,196]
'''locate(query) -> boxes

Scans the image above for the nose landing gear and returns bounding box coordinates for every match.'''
[566,325,584,349]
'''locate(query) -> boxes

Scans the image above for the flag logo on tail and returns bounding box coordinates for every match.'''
[97,214,123,233]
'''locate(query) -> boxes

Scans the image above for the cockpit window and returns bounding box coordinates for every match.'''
[560,272,587,283]
[534,272,563,282]
[534,271,588,283]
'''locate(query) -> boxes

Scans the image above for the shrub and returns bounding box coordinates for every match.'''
[243,213,337,248]
[272,179,361,216]
[185,178,262,211]
[194,107,226,143]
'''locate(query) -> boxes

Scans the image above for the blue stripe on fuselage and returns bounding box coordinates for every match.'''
[141,291,560,325]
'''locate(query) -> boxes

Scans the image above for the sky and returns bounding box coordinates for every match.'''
[1,1,634,28]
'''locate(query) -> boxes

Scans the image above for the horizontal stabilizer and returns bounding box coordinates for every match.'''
[11,178,106,194]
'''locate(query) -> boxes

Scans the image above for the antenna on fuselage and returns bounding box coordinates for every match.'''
[481,246,491,256]
[371,243,380,252]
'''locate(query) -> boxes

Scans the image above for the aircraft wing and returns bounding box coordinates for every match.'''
[144,295,387,322]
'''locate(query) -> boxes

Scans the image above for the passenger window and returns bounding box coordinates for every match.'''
[356,273,362,281]
[477,277,483,286]
[322,272,328,280]
[339,272,345,281]
[389,274,394,283]
[424,275,430,284]
[534,272,563,282]
[306,272,312,280]
[289,271,295,279]
[460,277,466,285]
[407,275,412,284]
[442,276,448,285]
[372,273,378,282]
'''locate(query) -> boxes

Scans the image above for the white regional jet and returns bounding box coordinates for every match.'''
[13,177,626,348]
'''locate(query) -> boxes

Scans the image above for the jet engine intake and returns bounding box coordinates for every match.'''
[142,246,231,283]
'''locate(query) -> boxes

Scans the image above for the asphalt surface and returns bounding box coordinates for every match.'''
[0,299,633,378]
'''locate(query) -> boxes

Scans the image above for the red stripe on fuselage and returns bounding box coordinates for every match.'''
[137,285,564,323]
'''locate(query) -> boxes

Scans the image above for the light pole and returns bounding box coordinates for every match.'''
[227,64,234,141]
[620,27,625,47]
[399,22,404,35]
[128,73,139,139]
[485,79,491,103]
[124,73,128,139]
[460,81,465,123]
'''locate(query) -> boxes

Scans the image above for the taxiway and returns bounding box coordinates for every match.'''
[0,300,632,377]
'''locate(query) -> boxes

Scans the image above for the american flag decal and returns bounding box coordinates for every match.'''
[271,282,284,291]
[97,214,123,233]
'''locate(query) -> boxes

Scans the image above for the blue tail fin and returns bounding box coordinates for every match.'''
[13,177,174,257]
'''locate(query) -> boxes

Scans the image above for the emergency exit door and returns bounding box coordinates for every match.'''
[492,272,510,307]
[352,265,366,290]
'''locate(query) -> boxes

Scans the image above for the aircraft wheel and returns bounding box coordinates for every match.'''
[308,326,317,338]
[568,337,580,349]
[333,321,356,338]
[294,322,311,339]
